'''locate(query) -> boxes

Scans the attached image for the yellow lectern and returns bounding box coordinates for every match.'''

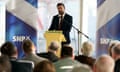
[44,31,66,57]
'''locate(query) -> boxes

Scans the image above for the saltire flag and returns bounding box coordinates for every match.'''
[6,0,38,58]
[97,0,120,57]
[37,16,43,30]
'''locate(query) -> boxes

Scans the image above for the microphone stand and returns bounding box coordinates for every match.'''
[72,25,89,55]
[63,18,89,55]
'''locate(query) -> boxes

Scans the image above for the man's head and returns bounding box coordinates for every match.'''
[111,42,120,60]
[57,3,65,15]
[33,60,55,72]
[94,55,114,72]
[108,40,119,56]
[81,41,93,56]
[61,46,73,58]
[22,39,35,54]
[0,41,17,58]
[48,41,60,53]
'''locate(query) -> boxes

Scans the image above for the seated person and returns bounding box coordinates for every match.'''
[22,39,47,66]
[75,41,95,68]
[54,45,82,72]
[37,41,59,62]
[0,41,33,72]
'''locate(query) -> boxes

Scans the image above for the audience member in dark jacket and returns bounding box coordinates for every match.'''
[38,41,59,62]
[75,55,95,68]
[75,41,95,68]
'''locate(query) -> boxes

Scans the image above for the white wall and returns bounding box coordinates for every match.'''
[0,1,5,46]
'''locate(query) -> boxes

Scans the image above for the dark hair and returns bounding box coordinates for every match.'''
[109,43,115,56]
[61,46,73,57]
[0,56,11,72]
[57,3,65,8]
[0,41,16,57]
[22,39,33,53]
[33,60,55,72]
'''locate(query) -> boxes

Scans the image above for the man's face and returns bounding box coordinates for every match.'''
[57,5,65,15]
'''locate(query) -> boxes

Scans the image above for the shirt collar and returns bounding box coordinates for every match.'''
[58,13,65,18]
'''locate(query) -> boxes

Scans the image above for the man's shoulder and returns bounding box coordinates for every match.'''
[65,13,72,17]
[37,52,48,56]
[54,58,75,65]
[53,14,59,17]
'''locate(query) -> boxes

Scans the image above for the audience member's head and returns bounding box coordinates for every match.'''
[71,64,92,72]
[48,41,60,54]
[22,39,35,54]
[0,41,17,58]
[61,46,73,58]
[114,59,120,72]
[81,41,93,56]
[33,60,55,72]
[111,42,120,60]
[94,54,114,72]
[0,56,11,72]
[108,40,119,56]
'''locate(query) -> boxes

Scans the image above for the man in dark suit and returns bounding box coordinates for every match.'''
[49,3,73,45]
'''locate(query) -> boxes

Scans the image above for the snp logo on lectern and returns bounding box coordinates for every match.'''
[12,36,30,42]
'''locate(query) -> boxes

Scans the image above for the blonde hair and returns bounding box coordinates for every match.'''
[81,41,93,56]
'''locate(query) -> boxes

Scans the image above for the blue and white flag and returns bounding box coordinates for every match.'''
[6,0,38,58]
[97,0,120,57]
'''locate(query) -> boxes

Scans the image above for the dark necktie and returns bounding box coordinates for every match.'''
[58,15,63,30]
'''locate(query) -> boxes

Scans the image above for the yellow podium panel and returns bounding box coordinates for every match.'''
[44,31,66,57]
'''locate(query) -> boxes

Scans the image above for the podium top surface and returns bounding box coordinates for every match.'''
[45,31,62,33]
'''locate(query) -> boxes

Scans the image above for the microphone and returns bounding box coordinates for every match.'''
[63,18,89,39]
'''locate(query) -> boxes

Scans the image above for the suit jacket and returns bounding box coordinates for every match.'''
[37,52,59,62]
[22,53,47,66]
[49,13,73,44]
[75,55,96,68]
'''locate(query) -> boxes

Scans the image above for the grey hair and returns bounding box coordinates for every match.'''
[49,41,60,51]
[81,41,93,56]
